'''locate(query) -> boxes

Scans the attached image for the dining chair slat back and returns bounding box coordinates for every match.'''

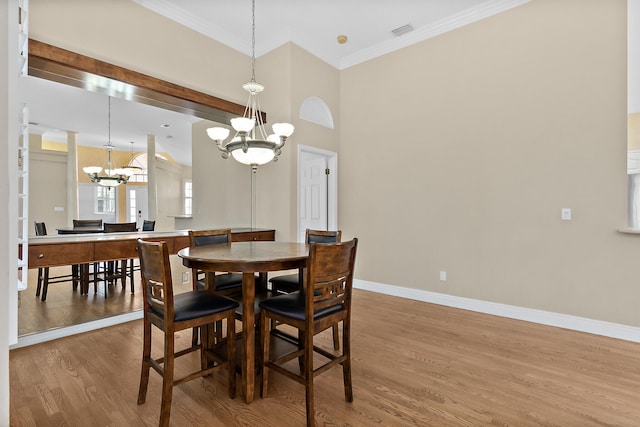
[269,228,343,350]
[73,219,103,228]
[136,238,238,427]
[259,238,358,427]
[102,222,138,292]
[142,220,156,231]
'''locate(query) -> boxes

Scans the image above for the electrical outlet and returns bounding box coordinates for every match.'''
[439,271,447,281]
[561,208,571,221]
[182,271,190,283]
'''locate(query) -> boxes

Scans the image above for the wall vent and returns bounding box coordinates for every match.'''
[391,24,414,37]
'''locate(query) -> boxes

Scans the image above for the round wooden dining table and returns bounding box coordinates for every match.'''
[177,241,309,403]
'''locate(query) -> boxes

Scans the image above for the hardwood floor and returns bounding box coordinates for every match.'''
[10,289,640,426]
[18,263,190,336]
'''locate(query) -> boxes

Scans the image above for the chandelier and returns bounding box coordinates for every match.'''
[122,141,143,176]
[206,0,294,169]
[83,96,133,187]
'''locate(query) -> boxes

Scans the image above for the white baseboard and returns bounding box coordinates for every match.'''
[11,310,144,349]
[354,279,640,343]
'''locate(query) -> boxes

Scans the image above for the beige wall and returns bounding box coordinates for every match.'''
[29,135,68,234]
[28,138,190,232]
[341,0,637,326]
[26,0,639,329]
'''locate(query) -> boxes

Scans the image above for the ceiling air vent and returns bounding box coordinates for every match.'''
[391,24,414,37]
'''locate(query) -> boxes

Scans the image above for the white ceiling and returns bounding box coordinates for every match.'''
[24,0,529,167]
[134,0,529,69]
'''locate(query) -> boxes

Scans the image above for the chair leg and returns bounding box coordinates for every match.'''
[260,310,271,398]
[72,264,79,291]
[120,260,127,289]
[342,322,353,402]
[159,330,175,427]
[298,330,305,372]
[137,319,152,405]
[332,323,340,350]
[129,259,135,293]
[192,327,199,347]
[41,268,50,301]
[200,324,210,370]
[227,315,236,398]
[36,268,43,297]
[304,327,315,427]
[214,320,223,343]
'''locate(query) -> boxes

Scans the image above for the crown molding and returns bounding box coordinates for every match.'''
[134,0,531,70]
[133,0,250,53]
[339,0,531,69]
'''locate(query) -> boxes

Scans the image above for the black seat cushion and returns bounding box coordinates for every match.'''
[259,291,343,322]
[268,274,299,293]
[151,290,239,322]
[196,272,244,291]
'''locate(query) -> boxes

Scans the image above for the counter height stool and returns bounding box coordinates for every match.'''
[260,239,358,427]
[188,229,244,345]
[34,221,78,301]
[142,220,156,231]
[72,219,105,294]
[72,219,103,229]
[269,229,342,350]
[137,239,238,427]
[103,222,138,294]
[189,229,243,295]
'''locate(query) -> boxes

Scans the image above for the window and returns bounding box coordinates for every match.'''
[184,181,193,216]
[95,186,116,214]
[129,189,137,223]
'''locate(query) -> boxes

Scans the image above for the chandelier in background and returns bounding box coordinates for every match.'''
[83,96,134,187]
[206,0,294,170]
[122,141,144,176]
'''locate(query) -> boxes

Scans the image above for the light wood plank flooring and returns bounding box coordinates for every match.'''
[10,289,640,426]
[19,264,189,336]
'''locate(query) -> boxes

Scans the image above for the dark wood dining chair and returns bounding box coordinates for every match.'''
[72,219,104,293]
[136,239,238,427]
[72,219,103,229]
[33,221,77,301]
[259,238,358,427]
[142,220,155,231]
[269,229,342,350]
[188,229,244,345]
[103,222,138,293]
[189,229,243,295]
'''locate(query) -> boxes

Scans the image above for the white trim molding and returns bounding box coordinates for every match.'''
[14,279,640,349]
[354,279,640,343]
[11,310,143,349]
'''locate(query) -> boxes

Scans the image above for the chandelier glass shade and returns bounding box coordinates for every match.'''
[121,141,143,176]
[206,0,294,169]
[82,96,132,187]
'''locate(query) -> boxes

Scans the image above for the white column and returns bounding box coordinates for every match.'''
[147,134,158,221]
[66,131,79,225]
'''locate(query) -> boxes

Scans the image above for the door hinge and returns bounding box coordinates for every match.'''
[325,168,330,175]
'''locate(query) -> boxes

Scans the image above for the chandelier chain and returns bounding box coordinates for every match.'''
[107,96,111,145]
[251,0,256,83]
[204,0,294,168]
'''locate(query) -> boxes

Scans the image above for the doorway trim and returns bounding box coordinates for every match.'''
[297,145,338,242]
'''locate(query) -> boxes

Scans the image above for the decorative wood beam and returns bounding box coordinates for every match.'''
[27,38,265,124]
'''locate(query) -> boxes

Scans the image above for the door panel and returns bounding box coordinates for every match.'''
[126,187,148,229]
[299,156,328,242]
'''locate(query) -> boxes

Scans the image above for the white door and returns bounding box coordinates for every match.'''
[298,146,338,242]
[126,186,148,229]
